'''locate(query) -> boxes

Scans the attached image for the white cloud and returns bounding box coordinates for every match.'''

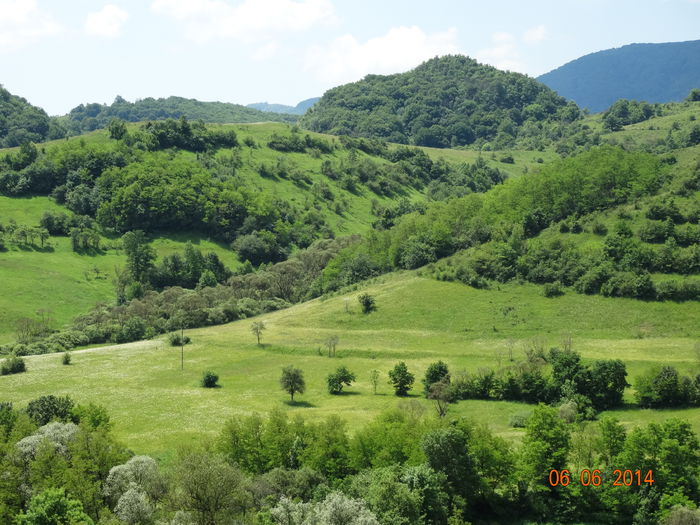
[85,4,129,38]
[305,26,461,84]
[0,0,61,53]
[252,41,278,60]
[475,31,525,72]
[523,24,546,43]
[151,0,335,43]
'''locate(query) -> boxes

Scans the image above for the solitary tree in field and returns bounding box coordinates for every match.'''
[250,321,266,346]
[369,370,380,394]
[388,362,414,396]
[428,378,453,418]
[327,366,356,394]
[280,366,305,402]
[358,293,376,314]
[325,335,339,357]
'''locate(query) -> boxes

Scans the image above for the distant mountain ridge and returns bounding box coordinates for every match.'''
[538,40,700,113]
[247,97,320,115]
[60,95,298,135]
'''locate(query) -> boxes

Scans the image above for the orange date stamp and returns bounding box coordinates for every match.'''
[548,469,654,487]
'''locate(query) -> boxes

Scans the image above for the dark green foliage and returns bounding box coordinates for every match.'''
[0,85,56,147]
[233,231,288,266]
[132,117,238,152]
[327,366,356,394]
[302,55,578,148]
[168,333,191,346]
[121,230,156,283]
[280,365,305,401]
[107,118,127,140]
[358,293,376,314]
[542,281,564,297]
[388,362,414,396]
[422,361,450,396]
[538,40,700,112]
[421,426,476,501]
[62,352,71,365]
[602,99,655,130]
[634,366,700,408]
[201,371,220,388]
[62,95,296,134]
[26,395,75,426]
[0,354,26,375]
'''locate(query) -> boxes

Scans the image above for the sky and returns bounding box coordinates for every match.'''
[1,0,699,115]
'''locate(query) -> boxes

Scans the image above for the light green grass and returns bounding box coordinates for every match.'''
[3,273,699,458]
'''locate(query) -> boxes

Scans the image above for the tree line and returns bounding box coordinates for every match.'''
[0,397,698,524]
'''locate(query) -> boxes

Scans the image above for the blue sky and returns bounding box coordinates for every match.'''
[2,0,699,115]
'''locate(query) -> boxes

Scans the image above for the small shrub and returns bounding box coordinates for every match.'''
[559,221,570,233]
[543,281,564,297]
[62,352,71,365]
[168,333,191,346]
[1,354,26,375]
[591,222,608,235]
[201,371,219,388]
[509,413,529,428]
[358,293,376,314]
[499,155,515,164]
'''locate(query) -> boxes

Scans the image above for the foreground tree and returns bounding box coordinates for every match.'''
[171,451,249,525]
[280,366,305,401]
[15,488,94,525]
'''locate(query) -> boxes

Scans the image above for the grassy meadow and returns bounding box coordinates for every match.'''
[2,272,699,460]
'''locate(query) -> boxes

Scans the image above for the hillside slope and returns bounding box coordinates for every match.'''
[0,122,539,344]
[538,40,700,112]
[3,272,700,455]
[300,55,581,149]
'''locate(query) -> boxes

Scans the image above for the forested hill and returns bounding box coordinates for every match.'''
[59,95,298,135]
[247,97,320,115]
[538,40,700,113]
[300,55,582,149]
[0,85,63,147]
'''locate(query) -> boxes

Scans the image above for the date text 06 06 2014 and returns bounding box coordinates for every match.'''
[548,469,654,487]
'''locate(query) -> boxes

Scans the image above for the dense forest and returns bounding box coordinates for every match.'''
[0,85,63,148]
[538,40,700,112]
[301,55,584,149]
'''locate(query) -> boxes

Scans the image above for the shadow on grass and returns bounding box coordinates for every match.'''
[284,400,316,408]
[334,390,361,396]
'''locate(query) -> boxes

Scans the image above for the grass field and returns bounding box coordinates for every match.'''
[3,272,699,460]
[0,196,245,344]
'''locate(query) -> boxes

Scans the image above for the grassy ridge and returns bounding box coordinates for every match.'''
[2,273,699,458]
